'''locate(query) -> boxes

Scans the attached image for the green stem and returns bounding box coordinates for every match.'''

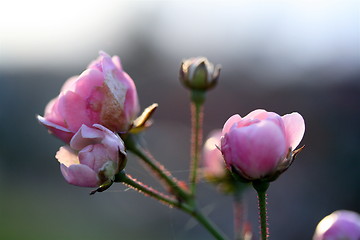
[189,90,205,196]
[190,209,229,240]
[116,172,180,207]
[116,172,228,240]
[124,134,189,201]
[253,181,270,240]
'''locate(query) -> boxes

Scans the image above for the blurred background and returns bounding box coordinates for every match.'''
[0,0,359,239]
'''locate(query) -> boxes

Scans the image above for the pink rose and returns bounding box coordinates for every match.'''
[56,124,126,188]
[221,109,305,181]
[202,130,226,179]
[313,210,360,240]
[38,51,140,143]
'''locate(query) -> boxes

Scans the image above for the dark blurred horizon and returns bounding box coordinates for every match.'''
[1,1,359,240]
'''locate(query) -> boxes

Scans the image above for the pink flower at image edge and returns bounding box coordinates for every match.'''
[313,210,360,240]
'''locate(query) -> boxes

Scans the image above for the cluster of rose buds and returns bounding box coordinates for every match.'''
[38,52,359,240]
[38,51,139,188]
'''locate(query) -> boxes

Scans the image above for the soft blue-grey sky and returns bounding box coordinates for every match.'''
[1,0,358,83]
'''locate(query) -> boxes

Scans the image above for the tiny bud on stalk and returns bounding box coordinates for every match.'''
[180,57,221,91]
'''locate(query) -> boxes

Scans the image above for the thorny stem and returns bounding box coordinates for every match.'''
[190,208,229,240]
[116,172,180,207]
[189,90,205,196]
[253,181,270,240]
[124,134,189,201]
[115,171,229,240]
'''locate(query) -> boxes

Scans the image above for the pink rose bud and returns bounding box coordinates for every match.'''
[56,124,126,188]
[38,51,140,143]
[313,210,360,240]
[202,130,227,180]
[221,109,305,181]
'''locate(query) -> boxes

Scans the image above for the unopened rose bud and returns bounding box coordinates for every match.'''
[180,57,221,91]
[38,51,140,143]
[221,109,305,182]
[56,124,126,188]
[313,210,360,240]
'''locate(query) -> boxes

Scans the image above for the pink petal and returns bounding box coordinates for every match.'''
[60,164,98,187]
[122,72,140,121]
[222,114,242,135]
[244,109,281,125]
[87,53,103,71]
[70,125,103,150]
[282,112,305,149]
[93,124,125,157]
[111,55,123,70]
[79,144,109,172]
[77,145,96,169]
[37,116,74,143]
[314,210,360,240]
[57,91,91,132]
[93,124,114,135]
[244,109,286,138]
[73,69,104,99]
[44,98,58,117]
[60,75,78,93]
[223,120,287,179]
[44,98,67,128]
[101,52,117,76]
[203,130,226,177]
[55,146,79,167]
[243,109,267,120]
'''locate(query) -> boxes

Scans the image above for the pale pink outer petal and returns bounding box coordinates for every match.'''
[103,52,140,123]
[77,145,96,169]
[56,146,79,167]
[44,98,59,118]
[60,75,78,93]
[93,124,125,154]
[111,55,123,70]
[222,114,242,135]
[244,109,285,133]
[282,112,305,149]
[73,69,104,99]
[79,144,109,172]
[101,52,117,75]
[57,91,91,132]
[122,72,140,122]
[222,120,287,179]
[60,164,98,187]
[100,52,140,130]
[44,98,67,128]
[87,53,103,71]
[70,125,103,150]
[202,130,226,178]
[243,109,267,120]
[37,116,74,143]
